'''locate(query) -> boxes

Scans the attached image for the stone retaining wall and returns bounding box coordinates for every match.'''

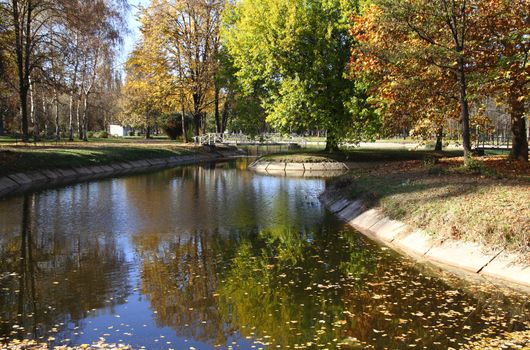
[319,191,530,291]
[0,152,241,199]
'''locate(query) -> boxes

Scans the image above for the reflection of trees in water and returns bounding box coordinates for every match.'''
[133,230,237,346]
[216,224,378,347]
[0,194,130,342]
[134,213,378,347]
[120,159,323,236]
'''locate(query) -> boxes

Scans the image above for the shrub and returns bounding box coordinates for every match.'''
[95,131,109,138]
[159,113,193,140]
[456,157,499,177]
[87,131,95,138]
[426,165,446,175]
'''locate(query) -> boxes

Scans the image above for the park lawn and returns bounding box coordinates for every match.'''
[0,135,172,144]
[329,155,530,257]
[0,142,197,177]
[261,148,464,163]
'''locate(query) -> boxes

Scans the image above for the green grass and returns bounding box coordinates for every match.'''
[261,148,463,163]
[0,134,172,144]
[485,149,511,156]
[0,145,193,176]
[330,161,529,256]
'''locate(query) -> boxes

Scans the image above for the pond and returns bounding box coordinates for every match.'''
[0,158,528,349]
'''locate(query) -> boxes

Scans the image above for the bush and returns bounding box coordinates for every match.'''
[456,157,499,178]
[426,165,447,175]
[128,130,135,137]
[95,131,109,138]
[87,131,94,138]
[159,113,192,140]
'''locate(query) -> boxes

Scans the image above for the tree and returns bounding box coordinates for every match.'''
[351,4,462,151]
[164,0,224,138]
[0,0,54,141]
[352,0,481,160]
[222,0,379,152]
[122,41,173,138]
[472,0,529,161]
[0,0,127,140]
[124,0,226,141]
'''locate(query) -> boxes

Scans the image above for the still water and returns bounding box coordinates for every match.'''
[0,158,528,349]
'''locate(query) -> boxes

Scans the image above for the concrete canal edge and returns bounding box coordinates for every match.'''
[248,159,349,177]
[0,150,244,199]
[319,191,530,291]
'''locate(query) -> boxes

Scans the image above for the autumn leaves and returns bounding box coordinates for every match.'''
[350,0,529,161]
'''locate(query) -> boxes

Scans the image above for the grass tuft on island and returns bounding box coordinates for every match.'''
[328,154,529,257]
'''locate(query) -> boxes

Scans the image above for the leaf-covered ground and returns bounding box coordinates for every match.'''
[331,155,530,257]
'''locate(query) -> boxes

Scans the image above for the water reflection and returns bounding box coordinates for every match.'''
[0,159,528,349]
[0,194,130,344]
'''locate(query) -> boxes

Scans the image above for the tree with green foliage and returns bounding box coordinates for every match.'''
[222,0,380,152]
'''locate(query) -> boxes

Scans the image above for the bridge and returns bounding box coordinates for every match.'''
[193,133,309,147]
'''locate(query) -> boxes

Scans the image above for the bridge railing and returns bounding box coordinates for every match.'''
[194,133,308,146]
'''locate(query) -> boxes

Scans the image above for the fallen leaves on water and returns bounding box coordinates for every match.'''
[2,339,133,350]
[461,329,530,350]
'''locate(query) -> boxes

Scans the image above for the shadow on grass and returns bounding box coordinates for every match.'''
[264,148,464,163]
[335,168,528,220]
[0,146,192,176]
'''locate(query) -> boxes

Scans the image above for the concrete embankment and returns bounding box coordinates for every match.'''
[320,191,530,291]
[248,160,348,177]
[0,150,243,199]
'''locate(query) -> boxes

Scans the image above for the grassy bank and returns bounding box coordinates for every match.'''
[261,148,464,163]
[328,154,529,257]
[0,142,202,177]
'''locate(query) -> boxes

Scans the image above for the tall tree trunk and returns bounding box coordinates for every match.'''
[18,88,29,141]
[508,85,528,161]
[193,112,201,138]
[456,56,472,161]
[214,82,220,133]
[76,97,82,140]
[192,92,202,137]
[435,126,444,151]
[69,34,79,142]
[82,93,88,141]
[181,107,188,143]
[325,130,339,153]
[201,113,207,135]
[0,110,4,136]
[12,0,31,142]
[221,92,232,134]
[68,95,75,141]
[145,110,151,139]
[54,90,60,140]
[42,95,48,136]
[29,76,39,141]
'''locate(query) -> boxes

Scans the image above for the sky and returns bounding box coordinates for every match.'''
[118,0,150,72]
